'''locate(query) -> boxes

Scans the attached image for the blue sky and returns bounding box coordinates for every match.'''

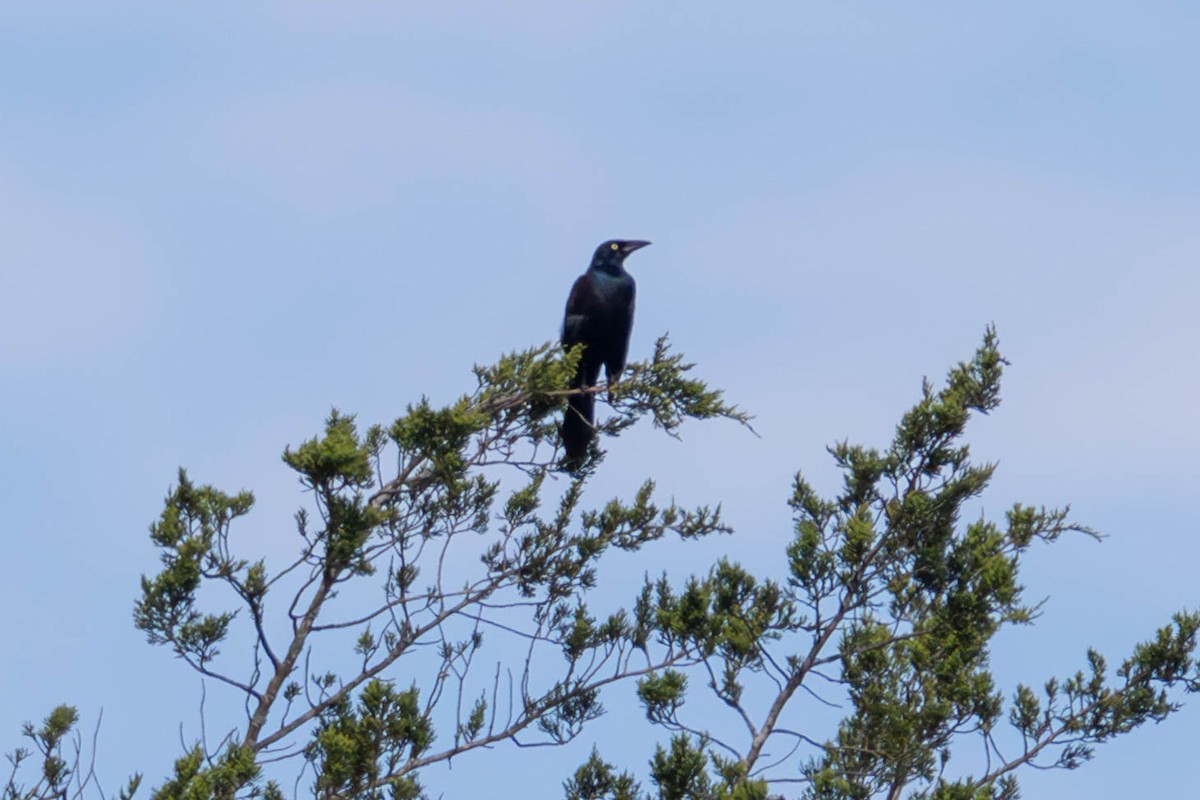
[2,2,1198,797]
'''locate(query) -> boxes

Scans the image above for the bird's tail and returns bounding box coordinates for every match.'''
[560,390,595,471]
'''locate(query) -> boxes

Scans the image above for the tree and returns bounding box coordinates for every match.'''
[5,331,1197,800]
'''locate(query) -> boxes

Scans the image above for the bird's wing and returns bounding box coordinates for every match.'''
[561,273,596,346]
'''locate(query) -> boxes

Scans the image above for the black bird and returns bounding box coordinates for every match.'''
[560,239,652,468]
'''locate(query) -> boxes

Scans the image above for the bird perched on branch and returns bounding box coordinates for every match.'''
[560,239,652,469]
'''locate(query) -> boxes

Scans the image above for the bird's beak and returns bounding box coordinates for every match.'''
[621,240,652,255]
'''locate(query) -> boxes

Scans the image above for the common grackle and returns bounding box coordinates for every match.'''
[560,239,651,469]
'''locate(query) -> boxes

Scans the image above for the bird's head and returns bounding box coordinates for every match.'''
[591,239,651,269]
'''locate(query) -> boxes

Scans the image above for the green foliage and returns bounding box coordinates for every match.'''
[586,328,1199,799]
[638,671,689,724]
[564,749,642,800]
[567,336,752,471]
[614,336,753,438]
[134,470,252,666]
[645,736,769,800]
[455,695,487,746]
[1,705,145,800]
[149,744,272,800]
[1005,611,1200,771]
[305,681,432,799]
[3,705,83,800]
[120,335,743,797]
[284,410,374,489]
[9,329,1197,800]
[651,736,713,800]
[284,411,386,575]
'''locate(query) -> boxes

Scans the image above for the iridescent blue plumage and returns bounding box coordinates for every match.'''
[560,239,651,469]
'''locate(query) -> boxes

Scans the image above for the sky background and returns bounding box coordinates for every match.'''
[2,2,1198,797]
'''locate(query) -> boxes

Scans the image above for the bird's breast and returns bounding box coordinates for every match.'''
[591,269,633,296]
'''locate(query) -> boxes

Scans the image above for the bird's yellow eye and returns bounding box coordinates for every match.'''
[610,242,619,251]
